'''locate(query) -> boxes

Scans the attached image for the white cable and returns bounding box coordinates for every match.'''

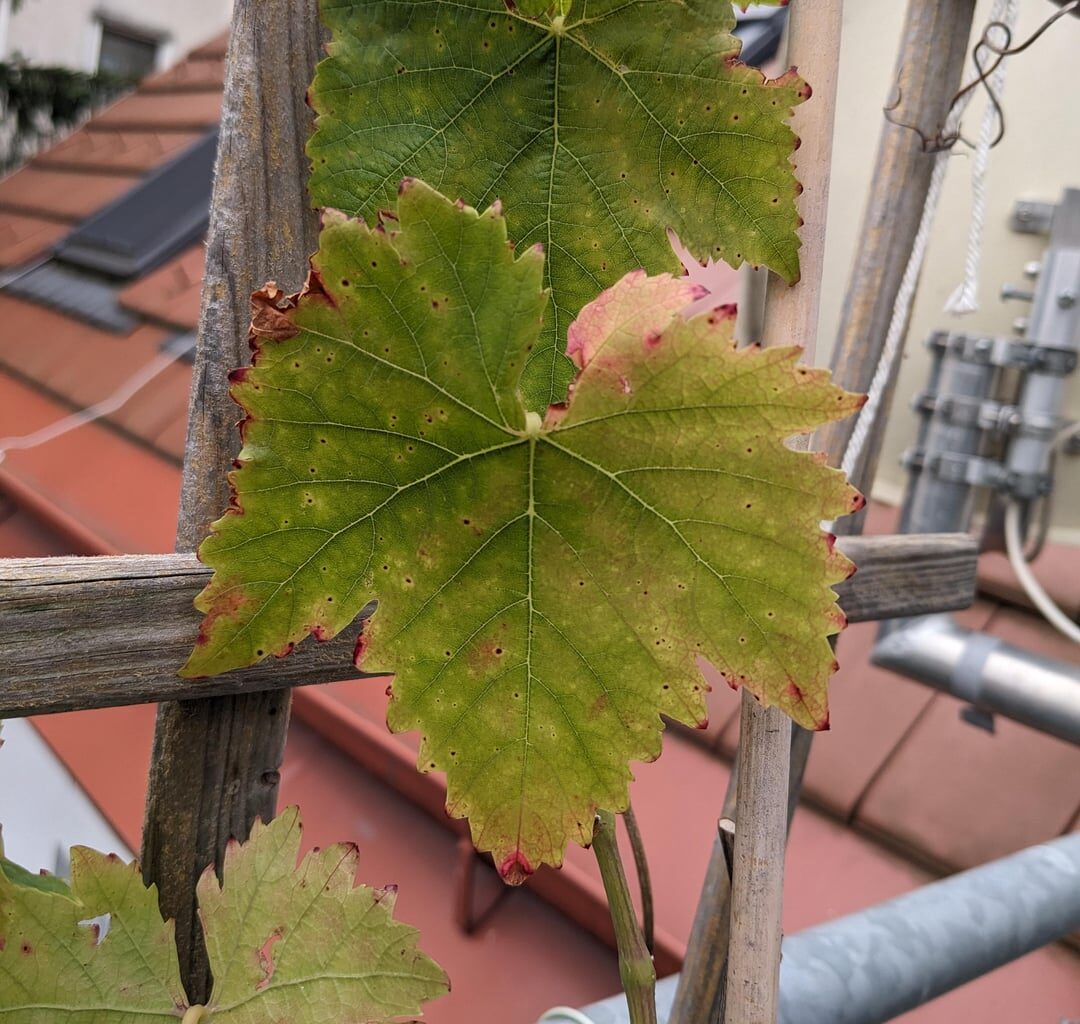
[0,345,189,464]
[537,1009,595,1024]
[944,0,1019,315]
[1004,499,1080,645]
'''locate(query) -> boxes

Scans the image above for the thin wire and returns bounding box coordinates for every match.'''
[0,346,189,463]
[884,0,1079,153]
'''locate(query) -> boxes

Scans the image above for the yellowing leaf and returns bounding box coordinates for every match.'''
[199,808,448,1022]
[0,811,446,1022]
[182,184,862,881]
[307,0,808,409]
[0,849,186,1022]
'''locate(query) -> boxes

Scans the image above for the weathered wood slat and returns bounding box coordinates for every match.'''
[833,531,977,623]
[0,554,371,718]
[0,533,977,720]
[139,0,325,1001]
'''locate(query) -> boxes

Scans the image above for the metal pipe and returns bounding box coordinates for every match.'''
[542,832,1080,1024]
[872,613,1080,746]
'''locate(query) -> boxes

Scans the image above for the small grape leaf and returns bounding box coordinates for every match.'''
[199,808,448,1021]
[181,183,862,881]
[307,0,808,409]
[0,809,447,1022]
[0,847,187,1022]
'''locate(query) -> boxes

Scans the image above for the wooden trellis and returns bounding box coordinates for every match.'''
[0,0,981,1010]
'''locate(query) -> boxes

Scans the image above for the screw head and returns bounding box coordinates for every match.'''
[1057,290,1077,309]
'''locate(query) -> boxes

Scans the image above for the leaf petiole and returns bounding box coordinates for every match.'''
[592,810,657,1024]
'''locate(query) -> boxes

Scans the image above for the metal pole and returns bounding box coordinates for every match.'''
[545,832,1080,1024]
[872,614,1080,745]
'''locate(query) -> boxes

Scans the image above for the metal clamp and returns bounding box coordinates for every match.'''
[925,331,1079,375]
[911,392,1019,433]
[902,448,1052,497]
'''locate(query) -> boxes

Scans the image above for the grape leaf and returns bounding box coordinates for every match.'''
[0,808,447,1022]
[0,847,186,1022]
[181,182,862,881]
[307,0,808,409]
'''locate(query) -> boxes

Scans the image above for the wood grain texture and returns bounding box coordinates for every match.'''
[0,535,976,720]
[0,555,373,718]
[725,6,844,1023]
[140,0,325,1002]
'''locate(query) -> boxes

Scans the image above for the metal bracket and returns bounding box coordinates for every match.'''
[911,392,1019,434]
[926,331,1079,375]
[902,448,1052,497]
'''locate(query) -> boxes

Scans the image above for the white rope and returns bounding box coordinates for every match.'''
[944,0,1020,315]
[0,344,189,464]
[839,110,971,481]
[840,1,1025,483]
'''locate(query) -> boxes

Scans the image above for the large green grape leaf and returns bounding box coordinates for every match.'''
[181,183,862,881]
[307,0,808,409]
[0,809,447,1022]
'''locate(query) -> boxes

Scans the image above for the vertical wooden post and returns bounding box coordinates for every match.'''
[817,0,978,505]
[140,0,324,1001]
[725,4,844,1023]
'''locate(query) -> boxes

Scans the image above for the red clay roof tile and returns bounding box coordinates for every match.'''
[799,600,998,820]
[91,91,223,132]
[118,242,204,330]
[0,502,73,557]
[143,56,226,93]
[0,372,181,553]
[0,166,136,223]
[33,127,204,176]
[856,606,1080,871]
[0,212,68,267]
[0,296,177,433]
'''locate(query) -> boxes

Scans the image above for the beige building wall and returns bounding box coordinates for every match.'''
[818,0,1080,542]
[0,0,232,71]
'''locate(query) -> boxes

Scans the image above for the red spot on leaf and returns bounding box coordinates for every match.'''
[20,942,32,956]
[644,330,663,350]
[696,717,710,731]
[824,532,837,554]
[312,625,330,641]
[819,711,831,732]
[850,492,866,512]
[398,177,415,194]
[193,587,254,653]
[707,303,738,325]
[498,850,533,886]
[353,630,369,668]
[255,927,284,991]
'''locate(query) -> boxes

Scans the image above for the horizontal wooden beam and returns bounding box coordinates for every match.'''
[0,554,371,719]
[835,531,977,625]
[0,533,977,719]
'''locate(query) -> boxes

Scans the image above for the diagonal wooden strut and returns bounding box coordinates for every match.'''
[0,533,977,720]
